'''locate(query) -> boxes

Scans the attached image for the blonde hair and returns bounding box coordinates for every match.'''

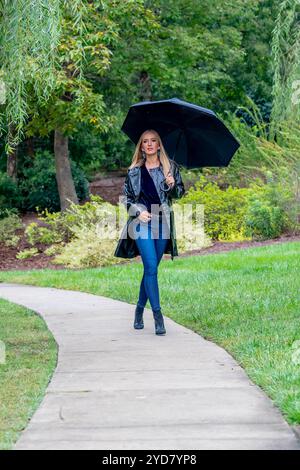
[128,129,172,177]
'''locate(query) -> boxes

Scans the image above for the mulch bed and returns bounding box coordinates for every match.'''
[1,209,299,271]
[177,234,300,258]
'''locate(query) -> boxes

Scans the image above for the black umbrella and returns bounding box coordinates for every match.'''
[121,97,240,169]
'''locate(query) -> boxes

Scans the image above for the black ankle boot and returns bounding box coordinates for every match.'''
[152,308,166,335]
[134,304,144,329]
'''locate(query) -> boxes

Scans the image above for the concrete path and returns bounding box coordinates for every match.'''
[0,282,299,450]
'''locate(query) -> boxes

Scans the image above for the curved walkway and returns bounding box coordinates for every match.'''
[0,282,299,450]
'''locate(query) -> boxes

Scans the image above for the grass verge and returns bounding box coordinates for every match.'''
[0,299,57,449]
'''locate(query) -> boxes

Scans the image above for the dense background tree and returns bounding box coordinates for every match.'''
[270,0,300,133]
[0,0,158,209]
[0,0,299,212]
[0,0,61,177]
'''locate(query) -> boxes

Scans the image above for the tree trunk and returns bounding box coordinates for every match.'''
[26,137,35,157]
[7,146,18,181]
[139,70,152,101]
[54,129,78,211]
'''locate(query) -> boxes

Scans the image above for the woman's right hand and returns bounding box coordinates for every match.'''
[138,210,151,222]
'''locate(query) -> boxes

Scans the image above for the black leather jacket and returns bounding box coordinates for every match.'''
[114,159,185,260]
[122,159,185,217]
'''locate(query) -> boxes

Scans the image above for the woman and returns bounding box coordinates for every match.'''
[114,129,185,335]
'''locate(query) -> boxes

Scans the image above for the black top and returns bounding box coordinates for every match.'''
[138,163,161,213]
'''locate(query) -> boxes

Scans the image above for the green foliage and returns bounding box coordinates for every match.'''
[244,175,299,240]
[44,244,65,256]
[5,235,21,248]
[106,0,257,109]
[32,209,72,244]
[62,0,279,170]
[16,247,39,259]
[24,0,158,140]
[217,111,300,184]
[182,174,251,241]
[0,212,23,246]
[18,150,89,212]
[25,223,63,246]
[219,109,300,239]
[52,226,123,268]
[68,123,107,175]
[270,0,300,130]
[182,172,299,241]
[35,194,124,267]
[174,200,213,252]
[0,0,61,150]
[219,110,300,190]
[22,195,123,268]
[35,194,110,240]
[244,200,285,240]
[1,0,289,172]
[1,0,298,240]
[0,206,19,220]
[0,172,22,210]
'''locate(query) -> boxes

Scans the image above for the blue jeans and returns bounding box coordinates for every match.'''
[135,216,169,312]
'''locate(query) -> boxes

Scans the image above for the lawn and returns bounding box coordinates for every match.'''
[0,299,57,449]
[0,240,299,449]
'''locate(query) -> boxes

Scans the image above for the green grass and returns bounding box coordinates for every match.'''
[0,240,299,445]
[0,299,57,449]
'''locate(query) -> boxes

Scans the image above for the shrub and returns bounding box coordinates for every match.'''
[0,172,21,210]
[172,201,213,252]
[244,173,299,240]
[35,194,111,244]
[44,244,65,256]
[18,150,89,212]
[51,195,124,267]
[16,248,39,259]
[180,172,299,241]
[0,212,23,246]
[52,226,124,268]
[182,174,251,241]
[5,235,21,247]
[25,222,63,246]
[23,195,124,268]
[0,207,19,220]
[244,200,285,240]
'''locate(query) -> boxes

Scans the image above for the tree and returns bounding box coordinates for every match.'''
[1,0,158,210]
[270,0,300,137]
[0,0,61,178]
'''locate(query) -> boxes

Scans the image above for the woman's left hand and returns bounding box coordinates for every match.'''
[165,174,175,187]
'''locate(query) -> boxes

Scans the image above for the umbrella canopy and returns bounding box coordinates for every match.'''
[121,97,240,168]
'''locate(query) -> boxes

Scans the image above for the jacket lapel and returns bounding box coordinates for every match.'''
[128,167,140,197]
